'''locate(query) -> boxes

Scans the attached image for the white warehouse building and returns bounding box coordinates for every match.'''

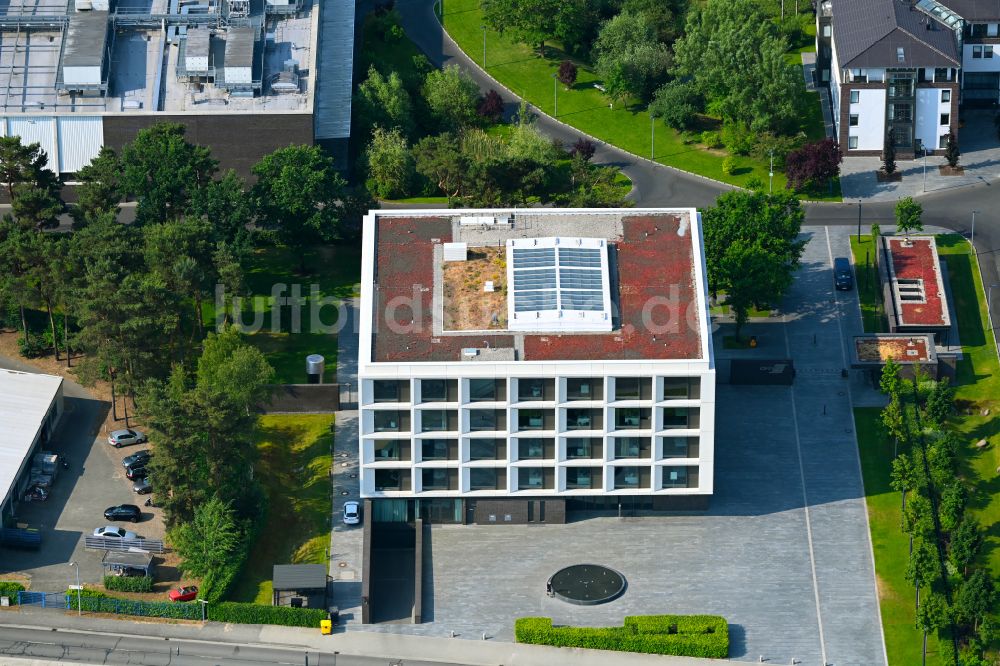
[357,208,715,525]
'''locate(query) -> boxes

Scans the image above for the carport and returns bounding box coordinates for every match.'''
[102,551,154,577]
[272,564,327,608]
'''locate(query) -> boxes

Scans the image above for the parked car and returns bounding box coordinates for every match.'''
[93,525,138,540]
[125,465,148,481]
[104,504,141,523]
[342,501,361,525]
[133,477,152,495]
[108,429,147,448]
[834,257,854,291]
[122,450,151,468]
[169,585,199,602]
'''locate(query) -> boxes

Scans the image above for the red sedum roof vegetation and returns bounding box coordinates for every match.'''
[886,238,948,327]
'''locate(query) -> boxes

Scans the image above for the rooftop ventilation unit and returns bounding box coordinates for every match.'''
[443,242,468,261]
[459,215,511,227]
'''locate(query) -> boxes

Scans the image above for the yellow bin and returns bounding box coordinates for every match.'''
[320,619,333,635]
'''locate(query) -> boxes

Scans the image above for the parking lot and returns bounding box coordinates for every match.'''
[0,360,171,593]
[358,227,887,665]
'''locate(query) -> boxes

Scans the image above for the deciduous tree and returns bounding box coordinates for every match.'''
[649,79,702,131]
[593,12,670,104]
[955,570,995,632]
[477,89,505,123]
[895,196,923,240]
[364,127,415,200]
[414,132,466,197]
[784,138,842,192]
[950,516,983,576]
[557,60,577,88]
[422,65,481,131]
[353,66,415,140]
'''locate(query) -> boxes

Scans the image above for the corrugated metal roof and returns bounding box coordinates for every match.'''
[63,10,109,68]
[313,0,354,141]
[0,370,62,511]
[225,27,255,68]
[7,117,58,169]
[187,28,211,59]
[834,0,960,69]
[57,116,103,173]
[272,564,327,590]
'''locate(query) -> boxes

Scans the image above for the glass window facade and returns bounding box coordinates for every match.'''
[518,438,546,460]
[421,379,448,402]
[614,466,641,489]
[662,466,693,489]
[566,378,598,400]
[469,438,504,461]
[518,378,547,401]
[470,467,502,490]
[373,380,400,402]
[468,409,498,432]
[421,439,450,461]
[518,409,546,430]
[422,468,452,491]
[614,437,642,458]
[566,467,598,489]
[469,378,498,402]
[374,440,406,460]
[421,410,451,432]
[374,411,402,432]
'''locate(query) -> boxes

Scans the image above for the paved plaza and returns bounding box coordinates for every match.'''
[349,228,887,665]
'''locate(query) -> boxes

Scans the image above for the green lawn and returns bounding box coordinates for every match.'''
[441,0,839,200]
[209,244,362,384]
[849,235,888,332]
[229,414,334,604]
[856,234,1000,664]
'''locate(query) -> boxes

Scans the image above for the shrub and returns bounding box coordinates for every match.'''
[569,138,596,162]
[66,588,201,620]
[744,176,765,191]
[784,138,842,192]
[720,121,754,156]
[477,89,505,124]
[700,131,721,149]
[650,80,703,132]
[515,615,729,658]
[210,602,328,627]
[722,157,736,176]
[18,332,46,359]
[103,575,153,593]
[944,132,960,168]
[0,581,25,603]
[557,60,577,88]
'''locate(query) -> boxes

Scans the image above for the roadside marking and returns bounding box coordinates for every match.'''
[781,318,829,666]
[824,226,890,666]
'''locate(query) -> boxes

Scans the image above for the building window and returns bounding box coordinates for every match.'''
[663,407,690,428]
[421,410,450,432]
[934,68,950,83]
[518,438,546,460]
[565,467,597,490]
[421,379,448,402]
[848,136,858,150]
[941,113,950,126]
[614,437,642,458]
[849,114,859,127]
[889,104,912,122]
[662,466,693,489]
[615,377,641,400]
[374,469,404,491]
[468,409,498,432]
[566,438,594,459]
[941,89,951,103]
[850,68,867,82]
[469,438,503,461]
[517,409,546,430]
[971,23,988,38]
[566,378,599,401]
[518,378,546,401]
[986,46,995,59]
[374,440,405,460]
[566,408,598,430]
[422,468,451,491]
[822,25,831,37]
[821,69,829,82]
[519,467,546,490]
[974,45,984,58]
[614,466,641,489]
[615,408,648,430]
[469,468,500,491]
[468,378,498,402]
[374,411,401,432]
[896,47,905,62]
[850,90,859,104]
[662,378,692,399]
[421,438,450,461]
[373,381,400,403]
[663,437,696,458]
[939,134,949,149]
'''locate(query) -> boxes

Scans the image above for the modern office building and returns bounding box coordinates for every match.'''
[357,208,715,524]
[0,369,64,526]
[0,0,353,178]
[817,0,1000,157]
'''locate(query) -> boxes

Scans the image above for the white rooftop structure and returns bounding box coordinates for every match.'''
[506,237,613,332]
[0,369,63,517]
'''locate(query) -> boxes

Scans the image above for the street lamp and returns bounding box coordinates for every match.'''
[769,149,775,194]
[857,199,862,243]
[972,210,979,246]
[552,73,558,117]
[481,25,486,69]
[198,598,209,622]
[69,562,81,616]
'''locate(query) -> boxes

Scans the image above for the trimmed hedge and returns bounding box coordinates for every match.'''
[209,602,328,627]
[63,588,327,627]
[515,615,729,659]
[103,575,154,593]
[0,581,25,604]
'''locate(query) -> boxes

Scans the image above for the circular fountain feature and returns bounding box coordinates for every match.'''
[547,564,626,606]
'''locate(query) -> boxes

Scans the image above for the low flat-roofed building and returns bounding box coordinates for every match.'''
[852,333,940,379]
[0,370,64,525]
[878,235,951,339]
[358,208,715,524]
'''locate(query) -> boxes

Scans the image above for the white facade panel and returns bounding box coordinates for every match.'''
[185,55,209,71]
[963,45,1000,72]
[915,88,951,152]
[57,116,103,174]
[848,89,886,151]
[7,117,58,171]
[62,65,102,86]
[225,66,252,84]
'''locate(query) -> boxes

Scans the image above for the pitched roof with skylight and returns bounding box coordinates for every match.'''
[506,237,613,332]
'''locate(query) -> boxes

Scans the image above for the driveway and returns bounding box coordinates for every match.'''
[0,355,165,592]
[352,228,886,665]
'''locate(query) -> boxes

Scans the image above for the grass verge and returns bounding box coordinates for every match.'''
[229,414,334,604]
[441,0,839,200]
[849,234,887,333]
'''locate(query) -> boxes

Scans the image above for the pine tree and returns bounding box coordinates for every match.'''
[944,132,960,168]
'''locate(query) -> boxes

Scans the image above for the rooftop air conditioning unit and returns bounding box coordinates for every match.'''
[443,242,468,261]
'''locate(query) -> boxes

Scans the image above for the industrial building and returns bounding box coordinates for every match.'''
[0,369,64,526]
[357,208,716,525]
[0,0,353,177]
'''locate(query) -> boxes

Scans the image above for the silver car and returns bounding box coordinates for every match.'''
[108,429,147,448]
[93,525,139,540]
[342,501,361,525]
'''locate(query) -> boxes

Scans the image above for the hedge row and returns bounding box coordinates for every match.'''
[0,581,25,604]
[103,576,154,593]
[209,602,328,627]
[63,588,327,627]
[515,615,729,659]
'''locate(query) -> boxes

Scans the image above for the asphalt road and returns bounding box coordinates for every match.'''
[0,625,465,666]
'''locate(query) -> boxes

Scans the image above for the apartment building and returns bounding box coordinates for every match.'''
[357,208,715,524]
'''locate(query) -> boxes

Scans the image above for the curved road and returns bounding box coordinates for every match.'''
[391,0,1000,325]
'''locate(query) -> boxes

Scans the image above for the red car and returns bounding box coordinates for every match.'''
[168,585,198,602]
